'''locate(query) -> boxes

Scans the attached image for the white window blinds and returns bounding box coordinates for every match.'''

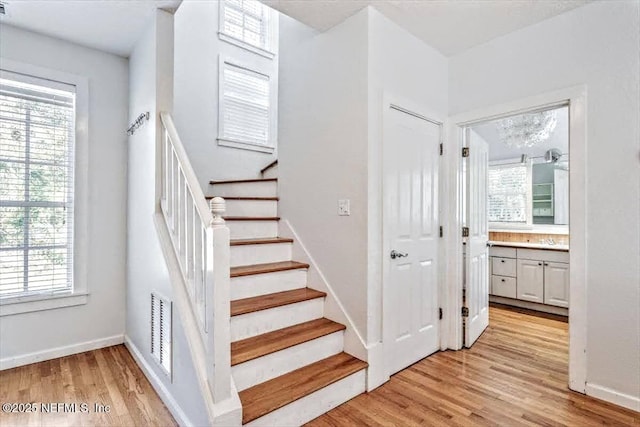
[221,0,272,51]
[0,74,75,299]
[219,62,271,147]
[488,164,529,223]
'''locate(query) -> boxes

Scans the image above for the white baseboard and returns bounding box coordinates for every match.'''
[585,383,640,412]
[125,336,193,427]
[0,334,124,371]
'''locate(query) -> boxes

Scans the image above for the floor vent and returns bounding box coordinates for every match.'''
[151,292,172,379]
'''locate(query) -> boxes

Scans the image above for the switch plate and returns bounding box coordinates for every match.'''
[338,199,350,216]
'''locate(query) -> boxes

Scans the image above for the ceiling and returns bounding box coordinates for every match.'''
[263,0,592,56]
[0,0,591,58]
[0,0,182,57]
[472,106,569,162]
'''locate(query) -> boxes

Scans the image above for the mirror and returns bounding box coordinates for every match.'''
[470,105,569,227]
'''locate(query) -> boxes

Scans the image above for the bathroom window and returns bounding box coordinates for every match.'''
[488,163,531,224]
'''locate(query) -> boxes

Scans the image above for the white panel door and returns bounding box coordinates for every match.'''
[464,132,489,348]
[383,106,440,376]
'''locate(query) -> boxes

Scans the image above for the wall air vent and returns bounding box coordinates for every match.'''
[151,292,173,379]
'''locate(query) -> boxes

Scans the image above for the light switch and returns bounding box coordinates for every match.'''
[338,199,350,216]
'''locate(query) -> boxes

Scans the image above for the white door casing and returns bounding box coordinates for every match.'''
[383,104,441,376]
[464,129,489,348]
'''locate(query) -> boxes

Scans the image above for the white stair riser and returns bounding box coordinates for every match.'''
[225,199,277,217]
[233,331,344,392]
[245,370,366,427]
[212,181,277,198]
[231,298,324,341]
[262,165,278,179]
[227,221,278,239]
[230,243,292,268]
[231,269,308,301]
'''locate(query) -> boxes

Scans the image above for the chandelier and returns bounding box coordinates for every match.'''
[496,110,558,148]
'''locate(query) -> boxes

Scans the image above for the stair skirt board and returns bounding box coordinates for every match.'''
[211,181,277,198]
[230,243,293,268]
[231,298,324,341]
[244,370,366,427]
[227,220,279,239]
[232,331,344,392]
[225,199,278,217]
[231,269,308,301]
[262,164,278,180]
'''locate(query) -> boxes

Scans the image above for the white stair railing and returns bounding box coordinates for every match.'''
[158,112,231,405]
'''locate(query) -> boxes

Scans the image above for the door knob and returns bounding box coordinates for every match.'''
[390,250,408,259]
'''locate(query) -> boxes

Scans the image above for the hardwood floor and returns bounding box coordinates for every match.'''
[0,345,176,427]
[308,305,640,427]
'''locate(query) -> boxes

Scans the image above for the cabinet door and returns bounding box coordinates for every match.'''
[517,259,544,303]
[544,262,570,307]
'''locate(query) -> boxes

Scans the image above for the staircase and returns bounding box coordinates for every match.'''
[207,162,368,426]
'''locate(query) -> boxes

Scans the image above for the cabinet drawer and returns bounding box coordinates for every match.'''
[490,246,517,258]
[491,275,517,299]
[492,257,517,277]
[516,248,569,263]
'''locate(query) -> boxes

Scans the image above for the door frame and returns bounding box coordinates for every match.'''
[381,93,446,380]
[443,85,587,393]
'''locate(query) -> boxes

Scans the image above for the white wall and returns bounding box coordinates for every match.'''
[0,24,128,365]
[278,10,370,340]
[278,7,449,349]
[449,0,640,406]
[173,1,278,187]
[126,11,209,426]
[366,7,448,345]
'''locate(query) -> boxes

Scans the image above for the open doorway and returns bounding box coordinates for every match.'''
[446,87,587,393]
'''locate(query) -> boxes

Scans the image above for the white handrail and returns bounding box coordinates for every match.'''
[158,112,232,406]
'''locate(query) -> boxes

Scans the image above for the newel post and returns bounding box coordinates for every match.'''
[208,197,231,403]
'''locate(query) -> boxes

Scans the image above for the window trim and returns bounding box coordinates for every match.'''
[217,56,277,154]
[488,158,533,229]
[0,59,89,316]
[218,0,278,59]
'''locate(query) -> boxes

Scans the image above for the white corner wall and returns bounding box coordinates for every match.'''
[366,7,448,345]
[126,11,209,426]
[0,24,128,367]
[173,2,278,187]
[449,1,640,408]
[278,10,370,341]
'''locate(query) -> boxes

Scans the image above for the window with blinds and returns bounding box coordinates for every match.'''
[219,61,271,148]
[151,293,172,377]
[488,164,530,223]
[220,0,273,53]
[0,75,75,300]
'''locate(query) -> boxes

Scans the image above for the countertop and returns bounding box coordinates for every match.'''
[488,241,569,252]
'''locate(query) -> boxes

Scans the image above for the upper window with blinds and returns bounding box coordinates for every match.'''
[0,74,76,300]
[218,60,274,152]
[219,0,276,57]
[488,163,531,223]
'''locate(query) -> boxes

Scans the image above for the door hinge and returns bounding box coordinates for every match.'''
[461,307,469,317]
[462,147,470,157]
[439,307,443,320]
[439,143,443,156]
[462,227,469,237]
[439,226,443,238]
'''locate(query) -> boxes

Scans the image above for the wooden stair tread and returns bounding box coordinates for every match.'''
[231,318,345,366]
[239,352,368,424]
[230,237,293,246]
[230,260,309,277]
[205,196,279,201]
[223,216,280,221]
[260,160,278,174]
[210,178,277,185]
[231,288,324,317]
